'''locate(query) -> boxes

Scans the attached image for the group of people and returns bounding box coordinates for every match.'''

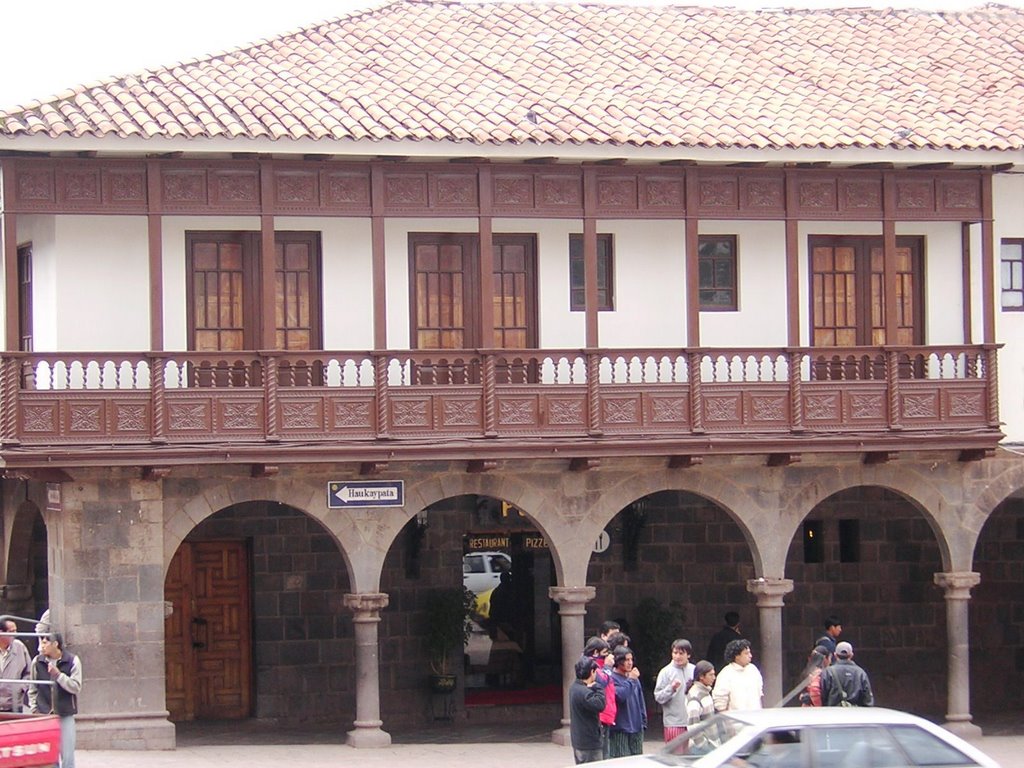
[568,613,875,765]
[0,609,83,768]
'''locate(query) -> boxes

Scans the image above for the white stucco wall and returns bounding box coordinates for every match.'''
[993,174,1024,442]
[22,215,149,351]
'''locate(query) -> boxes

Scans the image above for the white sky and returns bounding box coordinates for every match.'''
[1,0,1020,110]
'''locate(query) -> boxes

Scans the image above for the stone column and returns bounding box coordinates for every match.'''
[747,577,794,707]
[343,592,392,748]
[549,585,596,746]
[934,571,981,738]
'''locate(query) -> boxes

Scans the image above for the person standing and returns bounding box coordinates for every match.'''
[0,619,30,712]
[608,646,647,757]
[653,639,696,742]
[685,660,716,725]
[705,612,743,672]
[29,633,83,768]
[582,636,617,758]
[712,639,763,712]
[569,657,607,765]
[815,615,843,658]
[798,645,832,707]
[820,641,874,707]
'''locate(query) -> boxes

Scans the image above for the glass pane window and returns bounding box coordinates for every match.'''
[1001,239,1024,310]
[699,235,738,311]
[569,234,614,311]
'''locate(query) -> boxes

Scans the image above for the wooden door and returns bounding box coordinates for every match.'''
[165,541,252,721]
[810,236,923,378]
[410,232,537,348]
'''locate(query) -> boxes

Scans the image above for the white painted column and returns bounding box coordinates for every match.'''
[747,578,794,707]
[934,571,982,738]
[344,592,392,748]
[549,585,596,746]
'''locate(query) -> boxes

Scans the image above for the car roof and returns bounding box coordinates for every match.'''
[723,707,951,728]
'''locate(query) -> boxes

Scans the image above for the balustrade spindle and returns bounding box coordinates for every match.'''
[985,347,999,428]
[688,351,704,433]
[789,351,803,432]
[586,352,602,436]
[483,354,497,437]
[1,358,19,445]
[375,355,390,439]
[151,357,166,443]
[887,349,902,430]
[266,355,279,441]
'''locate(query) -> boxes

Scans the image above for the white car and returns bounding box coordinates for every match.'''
[585,707,1000,768]
[462,551,511,595]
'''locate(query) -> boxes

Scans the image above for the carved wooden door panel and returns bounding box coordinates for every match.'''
[164,541,252,721]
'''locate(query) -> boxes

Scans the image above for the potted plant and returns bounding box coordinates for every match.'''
[424,586,475,693]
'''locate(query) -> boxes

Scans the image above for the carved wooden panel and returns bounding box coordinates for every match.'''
[60,168,101,204]
[279,398,324,430]
[900,390,940,420]
[432,174,478,209]
[797,179,838,213]
[492,174,534,208]
[544,395,586,427]
[697,176,739,212]
[497,395,540,428]
[15,166,56,206]
[384,173,428,209]
[601,395,642,426]
[274,170,319,208]
[596,176,639,212]
[217,399,263,431]
[439,396,482,427]
[647,393,689,427]
[701,391,743,425]
[938,177,982,218]
[740,177,785,214]
[537,174,582,211]
[839,179,882,214]
[745,389,789,424]
[390,396,433,429]
[162,169,209,206]
[331,398,375,430]
[322,169,371,212]
[894,179,934,213]
[641,176,685,214]
[104,168,147,207]
[210,170,260,208]
[943,386,987,421]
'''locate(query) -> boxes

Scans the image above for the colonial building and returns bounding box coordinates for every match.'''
[0,0,1022,750]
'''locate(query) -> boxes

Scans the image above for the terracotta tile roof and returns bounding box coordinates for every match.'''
[2,1,1024,150]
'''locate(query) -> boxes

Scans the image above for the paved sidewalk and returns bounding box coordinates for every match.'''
[73,733,1022,768]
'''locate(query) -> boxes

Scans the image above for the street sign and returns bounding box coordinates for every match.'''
[327,480,405,508]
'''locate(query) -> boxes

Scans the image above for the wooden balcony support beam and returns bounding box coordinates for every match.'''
[467,459,497,473]
[251,464,279,478]
[141,466,172,481]
[569,458,600,472]
[766,453,801,467]
[360,462,388,476]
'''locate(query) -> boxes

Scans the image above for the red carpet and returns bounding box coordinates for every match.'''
[464,683,562,707]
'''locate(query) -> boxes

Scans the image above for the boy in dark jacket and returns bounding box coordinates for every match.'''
[820,641,874,707]
[570,656,607,764]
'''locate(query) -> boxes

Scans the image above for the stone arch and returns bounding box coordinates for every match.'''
[781,465,958,571]
[588,468,774,576]
[404,471,569,584]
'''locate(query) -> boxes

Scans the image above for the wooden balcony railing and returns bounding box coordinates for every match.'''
[0,345,1001,453]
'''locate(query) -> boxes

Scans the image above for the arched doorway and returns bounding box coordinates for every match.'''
[783,486,945,716]
[164,500,352,723]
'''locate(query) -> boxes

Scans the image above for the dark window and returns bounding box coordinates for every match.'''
[839,519,860,563]
[698,235,737,311]
[1001,239,1024,310]
[569,234,614,311]
[803,521,824,564]
[17,244,32,352]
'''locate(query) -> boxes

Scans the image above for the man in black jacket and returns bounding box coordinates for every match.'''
[570,656,607,764]
[705,612,743,672]
[820,641,874,707]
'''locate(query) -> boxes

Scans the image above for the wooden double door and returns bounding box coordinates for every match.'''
[810,235,924,348]
[165,541,252,721]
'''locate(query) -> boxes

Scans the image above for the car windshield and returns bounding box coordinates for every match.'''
[650,713,751,764]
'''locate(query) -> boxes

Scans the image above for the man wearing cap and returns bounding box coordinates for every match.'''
[820,641,874,707]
